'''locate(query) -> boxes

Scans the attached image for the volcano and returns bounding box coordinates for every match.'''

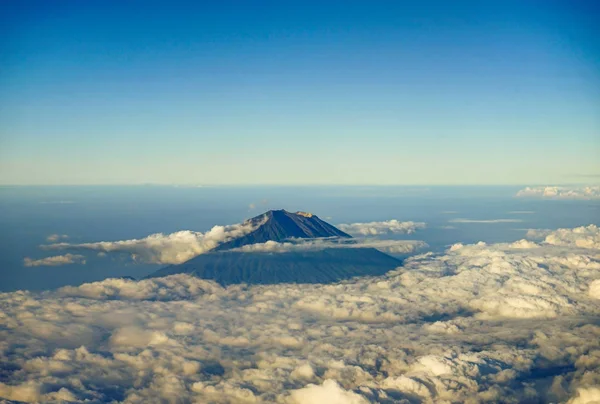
[147,210,401,285]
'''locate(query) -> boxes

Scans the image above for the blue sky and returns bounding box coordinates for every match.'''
[1,0,598,185]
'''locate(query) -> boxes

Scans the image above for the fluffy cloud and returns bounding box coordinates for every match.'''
[527,225,600,249]
[230,238,428,254]
[1,225,600,403]
[23,254,86,267]
[516,186,600,200]
[42,218,266,264]
[337,220,426,235]
[290,380,368,404]
[449,218,523,223]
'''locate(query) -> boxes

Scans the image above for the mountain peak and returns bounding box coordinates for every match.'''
[216,209,350,251]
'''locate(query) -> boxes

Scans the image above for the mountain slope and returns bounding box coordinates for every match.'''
[147,248,400,285]
[147,210,400,285]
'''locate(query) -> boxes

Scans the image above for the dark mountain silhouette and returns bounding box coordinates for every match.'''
[147,210,400,285]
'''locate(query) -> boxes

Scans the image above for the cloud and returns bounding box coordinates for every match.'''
[231,238,428,254]
[449,218,523,223]
[337,220,426,235]
[248,199,268,211]
[290,380,368,404]
[526,225,600,249]
[41,218,266,264]
[23,254,86,267]
[2,224,600,403]
[46,234,68,242]
[230,238,428,254]
[516,186,600,200]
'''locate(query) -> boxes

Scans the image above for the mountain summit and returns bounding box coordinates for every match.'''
[214,209,351,251]
[147,210,400,285]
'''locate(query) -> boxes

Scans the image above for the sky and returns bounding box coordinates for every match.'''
[0,0,599,185]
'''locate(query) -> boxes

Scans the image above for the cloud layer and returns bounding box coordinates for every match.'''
[449,218,523,224]
[337,220,426,235]
[23,254,86,267]
[516,186,600,200]
[42,218,266,264]
[2,224,600,403]
[39,217,426,265]
[230,238,428,254]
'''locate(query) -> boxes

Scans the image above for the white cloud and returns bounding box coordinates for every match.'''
[337,220,426,235]
[41,218,266,264]
[230,238,428,254]
[46,234,69,242]
[23,254,86,267]
[516,185,600,200]
[568,387,600,404]
[290,380,368,404]
[449,218,523,223]
[2,224,600,403]
[527,225,600,249]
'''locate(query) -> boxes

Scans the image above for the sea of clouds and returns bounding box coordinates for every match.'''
[2,225,600,403]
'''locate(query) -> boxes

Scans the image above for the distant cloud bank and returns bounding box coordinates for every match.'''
[2,224,600,403]
[337,220,426,235]
[516,185,600,200]
[449,218,523,223]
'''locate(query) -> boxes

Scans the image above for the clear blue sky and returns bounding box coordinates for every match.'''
[1,0,598,185]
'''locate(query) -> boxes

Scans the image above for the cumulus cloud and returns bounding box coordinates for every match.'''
[337,220,426,235]
[23,254,86,267]
[2,224,600,403]
[526,225,600,249]
[516,185,600,200]
[290,380,368,404]
[46,234,68,242]
[449,218,523,223]
[230,238,428,254]
[41,218,266,264]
